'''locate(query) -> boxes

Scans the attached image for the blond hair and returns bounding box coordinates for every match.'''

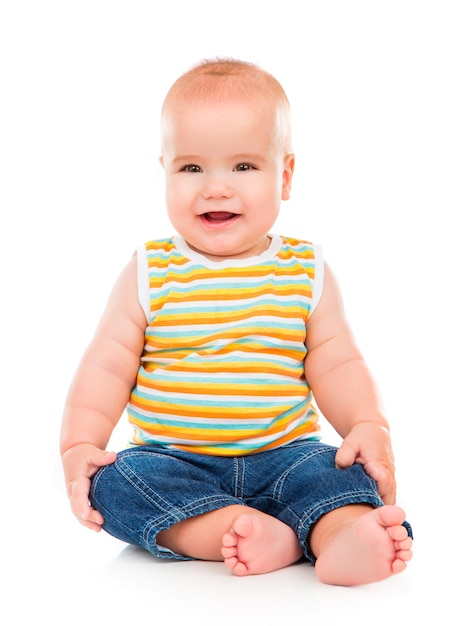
[161,58,292,154]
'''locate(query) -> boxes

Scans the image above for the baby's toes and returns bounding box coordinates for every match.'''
[221,545,237,558]
[222,531,237,548]
[224,555,240,571]
[397,536,413,551]
[396,547,413,562]
[387,525,408,541]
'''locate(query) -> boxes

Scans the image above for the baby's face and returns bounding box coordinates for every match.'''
[160,99,294,261]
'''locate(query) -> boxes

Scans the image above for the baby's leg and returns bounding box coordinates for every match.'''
[310,504,413,586]
[158,505,303,574]
[157,505,246,561]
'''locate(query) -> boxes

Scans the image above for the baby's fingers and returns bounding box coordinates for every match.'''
[70,476,104,530]
[335,441,358,469]
[363,461,396,505]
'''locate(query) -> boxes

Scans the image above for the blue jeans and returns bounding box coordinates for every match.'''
[89,440,412,564]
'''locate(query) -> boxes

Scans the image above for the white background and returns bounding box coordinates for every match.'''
[1,1,452,623]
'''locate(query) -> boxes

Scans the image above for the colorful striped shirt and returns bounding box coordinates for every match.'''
[127,233,324,456]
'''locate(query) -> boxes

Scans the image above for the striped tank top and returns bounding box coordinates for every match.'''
[127,233,324,456]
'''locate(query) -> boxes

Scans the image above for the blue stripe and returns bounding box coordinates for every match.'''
[130,389,296,409]
[149,298,310,316]
[146,321,305,339]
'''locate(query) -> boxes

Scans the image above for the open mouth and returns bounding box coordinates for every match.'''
[202,212,239,223]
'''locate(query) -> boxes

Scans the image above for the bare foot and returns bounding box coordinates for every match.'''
[221,512,303,576]
[314,505,413,586]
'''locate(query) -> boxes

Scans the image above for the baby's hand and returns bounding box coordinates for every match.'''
[62,443,117,530]
[335,422,396,505]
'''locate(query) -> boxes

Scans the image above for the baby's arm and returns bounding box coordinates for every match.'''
[60,256,147,529]
[305,263,396,504]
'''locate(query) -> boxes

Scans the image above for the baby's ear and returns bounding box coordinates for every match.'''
[281,154,295,200]
[159,156,165,168]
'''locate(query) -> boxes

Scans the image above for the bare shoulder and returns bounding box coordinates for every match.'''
[306,261,351,351]
[97,255,147,338]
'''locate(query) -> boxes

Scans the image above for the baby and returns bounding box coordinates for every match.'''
[60,58,413,585]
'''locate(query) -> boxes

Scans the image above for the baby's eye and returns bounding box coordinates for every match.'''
[235,163,255,172]
[181,164,202,173]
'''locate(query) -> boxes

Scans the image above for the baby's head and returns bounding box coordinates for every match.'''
[161,58,292,157]
[159,59,295,262]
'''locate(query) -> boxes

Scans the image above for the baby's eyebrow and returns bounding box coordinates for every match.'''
[169,153,268,169]
[171,155,202,165]
[232,153,264,162]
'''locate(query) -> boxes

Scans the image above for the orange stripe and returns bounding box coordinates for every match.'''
[141,361,304,377]
[141,343,305,361]
[151,305,306,326]
[129,398,294,419]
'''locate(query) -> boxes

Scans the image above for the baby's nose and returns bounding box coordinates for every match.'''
[202,176,234,199]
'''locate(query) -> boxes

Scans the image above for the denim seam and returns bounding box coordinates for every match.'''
[233,457,245,499]
[273,445,333,501]
[115,457,180,519]
[296,490,382,533]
